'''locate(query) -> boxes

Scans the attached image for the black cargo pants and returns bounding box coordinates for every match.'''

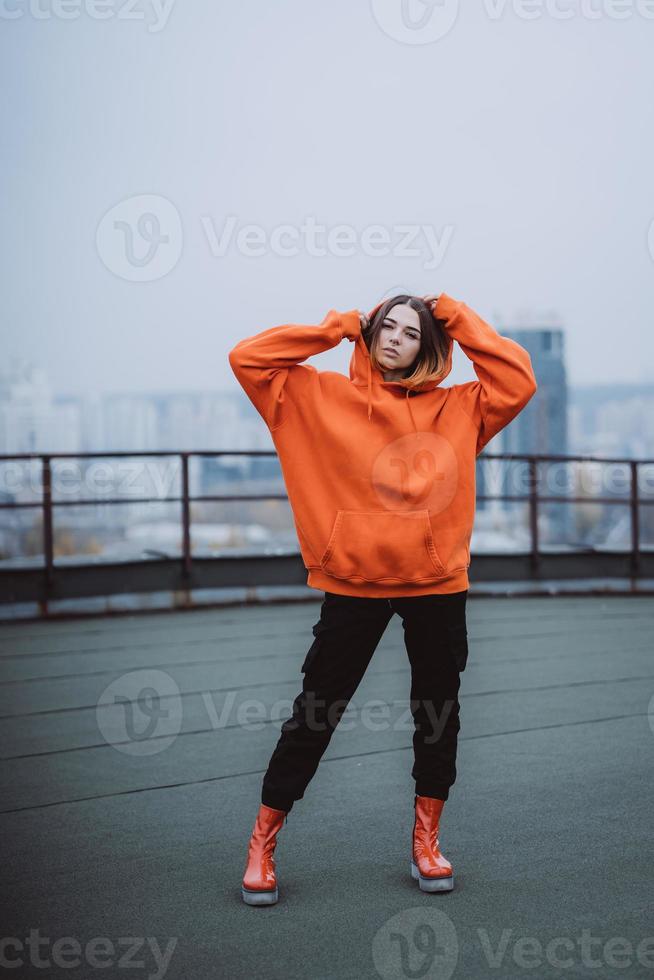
[261,589,469,814]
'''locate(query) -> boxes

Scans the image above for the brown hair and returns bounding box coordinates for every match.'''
[364,295,450,387]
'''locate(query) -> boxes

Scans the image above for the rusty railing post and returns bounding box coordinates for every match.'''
[630,460,640,581]
[181,452,192,578]
[528,456,540,578]
[42,455,54,596]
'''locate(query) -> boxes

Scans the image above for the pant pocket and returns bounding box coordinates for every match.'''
[301,634,323,674]
[447,622,469,672]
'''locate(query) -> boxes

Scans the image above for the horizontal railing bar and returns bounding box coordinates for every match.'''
[0,493,290,509]
[0,450,278,461]
[477,495,654,505]
[1,451,654,464]
[479,453,653,465]
[1,494,653,511]
[0,493,654,510]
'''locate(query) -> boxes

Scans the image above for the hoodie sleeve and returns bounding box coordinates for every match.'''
[434,293,538,455]
[228,308,362,431]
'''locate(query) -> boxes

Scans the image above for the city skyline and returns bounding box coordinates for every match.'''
[3,345,654,462]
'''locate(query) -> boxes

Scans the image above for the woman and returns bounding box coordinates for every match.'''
[229,292,537,904]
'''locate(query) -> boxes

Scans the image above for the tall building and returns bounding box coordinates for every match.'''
[0,359,81,456]
[501,321,570,545]
[474,315,569,548]
[501,326,567,458]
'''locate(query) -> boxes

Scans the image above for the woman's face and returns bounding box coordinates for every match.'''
[374,304,422,378]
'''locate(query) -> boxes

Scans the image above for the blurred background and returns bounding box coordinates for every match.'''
[2,0,654,615]
[2,8,654,976]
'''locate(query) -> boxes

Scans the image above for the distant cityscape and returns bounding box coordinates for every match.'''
[1,320,653,566]
[3,323,654,460]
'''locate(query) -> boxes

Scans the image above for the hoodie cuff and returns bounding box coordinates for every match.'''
[434,292,460,321]
[340,309,362,342]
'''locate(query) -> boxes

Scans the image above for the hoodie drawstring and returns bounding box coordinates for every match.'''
[405,387,418,434]
[367,354,372,421]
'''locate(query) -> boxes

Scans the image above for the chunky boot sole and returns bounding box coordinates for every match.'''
[411,860,454,892]
[241,884,279,906]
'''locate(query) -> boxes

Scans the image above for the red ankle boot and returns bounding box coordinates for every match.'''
[241,803,287,905]
[411,794,454,892]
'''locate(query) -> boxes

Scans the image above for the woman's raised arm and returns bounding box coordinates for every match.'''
[427,292,538,455]
[228,307,362,431]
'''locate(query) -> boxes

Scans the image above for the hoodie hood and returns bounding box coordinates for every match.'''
[348,300,454,430]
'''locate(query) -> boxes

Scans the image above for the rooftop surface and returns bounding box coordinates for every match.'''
[1,595,653,980]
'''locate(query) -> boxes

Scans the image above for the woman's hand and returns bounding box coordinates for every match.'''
[359,311,371,332]
[423,293,440,314]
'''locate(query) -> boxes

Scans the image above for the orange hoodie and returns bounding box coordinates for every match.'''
[228,293,538,598]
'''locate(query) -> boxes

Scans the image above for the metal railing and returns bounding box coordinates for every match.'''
[0,450,652,605]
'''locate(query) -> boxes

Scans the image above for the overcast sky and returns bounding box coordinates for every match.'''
[2,0,654,395]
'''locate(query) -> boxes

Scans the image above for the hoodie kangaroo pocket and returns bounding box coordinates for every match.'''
[319,509,445,584]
